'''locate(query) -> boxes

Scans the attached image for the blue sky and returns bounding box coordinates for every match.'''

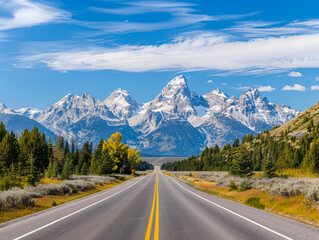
[0,0,319,111]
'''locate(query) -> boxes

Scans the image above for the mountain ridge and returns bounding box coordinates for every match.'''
[0,75,301,156]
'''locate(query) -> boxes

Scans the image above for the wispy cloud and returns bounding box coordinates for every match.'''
[0,0,70,31]
[85,1,255,34]
[258,85,275,92]
[287,71,302,77]
[311,85,319,90]
[207,80,213,83]
[226,20,318,38]
[282,84,306,91]
[20,33,319,74]
[316,77,319,81]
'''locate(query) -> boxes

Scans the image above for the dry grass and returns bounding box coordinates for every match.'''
[183,177,319,227]
[277,169,318,178]
[0,180,123,224]
[39,178,63,184]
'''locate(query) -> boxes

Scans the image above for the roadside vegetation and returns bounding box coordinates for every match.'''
[0,177,125,224]
[0,122,153,222]
[166,171,319,226]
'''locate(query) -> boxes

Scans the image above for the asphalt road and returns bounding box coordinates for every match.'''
[1,167,319,240]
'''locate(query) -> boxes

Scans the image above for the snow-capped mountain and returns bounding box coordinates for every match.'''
[104,88,140,119]
[36,92,116,135]
[0,75,300,156]
[15,107,43,119]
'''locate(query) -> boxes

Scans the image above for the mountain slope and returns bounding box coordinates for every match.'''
[0,113,57,140]
[271,101,319,138]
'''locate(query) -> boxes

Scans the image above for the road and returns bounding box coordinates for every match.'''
[1,167,318,240]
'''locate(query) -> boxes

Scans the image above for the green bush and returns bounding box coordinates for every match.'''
[72,188,78,194]
[245,197,265,210]
[52,200,57,207]
[238,180,253,191]
[228,180,238,191]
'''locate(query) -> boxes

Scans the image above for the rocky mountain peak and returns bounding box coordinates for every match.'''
[0,103,7,111]
[104,88,140,119]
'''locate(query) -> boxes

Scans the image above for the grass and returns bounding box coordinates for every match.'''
[245,197,265,210]
[0,180,124,224]
[277,169,318,178]
[175,176,319,227]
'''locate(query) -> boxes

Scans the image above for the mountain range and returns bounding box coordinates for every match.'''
[0,75,300,156]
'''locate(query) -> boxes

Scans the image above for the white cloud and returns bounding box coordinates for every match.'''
[86,2,255,35]
[222,82,228,85]
[311,85,319,90]
[21,33,319,73]
[287,71,302,77]
[207,80,213,83]
[0,0,70,31]
[282,84,306,91]
[316,77,319,81]
[258,85,276,92]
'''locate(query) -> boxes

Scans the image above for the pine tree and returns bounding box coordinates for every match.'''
[27,154,40,185]
[262,160,277,178]
[61,159,71,179]
[230,147,253,177]
[302,142,319,173]
[276,144,294,169]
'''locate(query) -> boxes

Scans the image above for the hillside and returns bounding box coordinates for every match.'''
[162,99,319,173]
[271,101,319,138]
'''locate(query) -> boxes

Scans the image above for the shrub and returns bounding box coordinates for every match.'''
[228,180,238,191]
[52,200,57,207]
[238,180,253,191]
[245,197,265,210]
[72,188,78,194]
[0,188,40,209]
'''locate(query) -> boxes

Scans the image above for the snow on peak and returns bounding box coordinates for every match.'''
[104,88,140,119]
[15,107,43,119]
[242,88,261,99]
[112,88,129,96]
[161,75,189,100]
[167,75,187,86]
[0,103,7,110]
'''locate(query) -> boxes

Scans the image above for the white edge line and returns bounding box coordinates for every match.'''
[166,174,293,240]
[14,176,146,240]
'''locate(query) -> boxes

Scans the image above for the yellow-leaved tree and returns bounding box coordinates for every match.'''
[107,132,129,171]
[127,148,141,171]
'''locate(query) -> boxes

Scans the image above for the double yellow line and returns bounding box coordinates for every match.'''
[145,173,159,240]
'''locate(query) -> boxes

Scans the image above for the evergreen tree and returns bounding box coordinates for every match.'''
[61,159,71,179]
[262,160,277,178]
[229,147,253,177]
[276,144,294,169]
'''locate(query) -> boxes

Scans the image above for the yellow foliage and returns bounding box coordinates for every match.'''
[39,178,62,184]
[128,148,141,170]
[107,132,129,171]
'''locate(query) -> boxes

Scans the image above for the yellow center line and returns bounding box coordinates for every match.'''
[145,172,158,240]
[154,173,159,240]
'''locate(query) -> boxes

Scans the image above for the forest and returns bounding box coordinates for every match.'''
[0,122,152,190]
[161,119,319,177]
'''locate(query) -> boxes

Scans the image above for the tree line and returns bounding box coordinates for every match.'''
[0,122,152,190]
[161,120,319,177]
